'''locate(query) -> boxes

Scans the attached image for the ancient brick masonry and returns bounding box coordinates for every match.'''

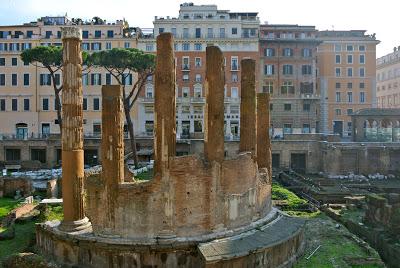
[257,93,272,172]
[59,27,91,232]
[240,59,256,154]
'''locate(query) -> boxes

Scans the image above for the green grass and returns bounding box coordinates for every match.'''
[0,221,36,264]
[272,183,308,210]
[0,198,20,218]
[38,205,63,222]
[135,169,153,180]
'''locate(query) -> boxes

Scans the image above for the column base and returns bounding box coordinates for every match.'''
[58,217,92,233]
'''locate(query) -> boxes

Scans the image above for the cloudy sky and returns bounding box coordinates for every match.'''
[0,0,397,57]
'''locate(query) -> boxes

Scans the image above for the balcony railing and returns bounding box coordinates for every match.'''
[0,133,53,140]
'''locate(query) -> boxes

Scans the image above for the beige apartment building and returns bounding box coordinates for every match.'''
[317,30,379,137]
[136,3,260,140]
[0,16,136,139]
[259,24,321,137]
[376,46,400,108]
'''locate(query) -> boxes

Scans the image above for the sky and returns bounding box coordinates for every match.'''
[0,0,398,58]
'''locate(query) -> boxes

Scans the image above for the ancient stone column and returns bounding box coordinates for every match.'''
[239,59,256,154]
[204,46,225,163]
[257,93,272,172]
[153,33,176,176]
[59,27,91,232]
[101,85,124,185]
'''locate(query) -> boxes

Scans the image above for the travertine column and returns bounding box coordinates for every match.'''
[60,27,91,232]
[257,93,272,172]
[239,59,256,154]
[204,46,225,163]
[101,85,124,185]
[153,33,176,175]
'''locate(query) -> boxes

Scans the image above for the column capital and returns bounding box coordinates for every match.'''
[61,27,82,40]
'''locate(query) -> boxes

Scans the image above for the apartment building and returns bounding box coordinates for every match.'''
[136,3,260,140]
[0,16,135,139]
[317,30,379,137]
[259,24,321,136]
[376,46,400,108]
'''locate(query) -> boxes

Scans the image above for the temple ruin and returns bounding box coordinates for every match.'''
[36,29,305,267]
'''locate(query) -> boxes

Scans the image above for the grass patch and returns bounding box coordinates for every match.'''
[0,198,20,219]
[272,183,308,210]
[135,169,153,180]
[0,221,36,264]
[38,205,63,222]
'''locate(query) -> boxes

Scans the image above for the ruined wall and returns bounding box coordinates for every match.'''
[86,153,271,239]
[0,177,32,197]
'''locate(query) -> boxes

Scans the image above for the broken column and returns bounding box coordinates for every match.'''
[101,85,124,185]
[59,27,91,232]
[204,46,225,163]
[257,93,272,172]
[153,33,176,175]
[239,59,256,154]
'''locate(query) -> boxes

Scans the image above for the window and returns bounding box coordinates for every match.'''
[302,48,312,57]
[347,92,353,103]
[194,120,202,132]
[144,105,154,113]
[281,81,294,94]
[82,43,90,50]
[231,87,238,98]
[360,82,365,89]
[171,28,177,37]
[347,109,353,115]
[346,45,353,51]
[0,58,4,66]
[94,30,101,38]
[145,86,153,98]
[231,73,238,82]
[0,99,5,111]
[194,43,202,51]
[42,98,49,111]
[12,58,17,66]
[335,82,341,89]
[336,92,341,102]
[264,64,274,75]
[347,82,352,89]
[359,45,365,51]
[83,98,87,110]
[183,28,189,38]
[283,65,293,75]
[27,31,33,38]
[145,44,153,51]
[193,105,202,113]
[359,54,365,64]
[181,87,190,98]
[335,55,341,64]
[91,73,101,85]
[230,105,239,114]
[282,48,293,57]
[23,73,29,86]
[182,74,189,82]
[302,124,310,134]
[360,92,365,103]
[106,42,112,50]
[347,68,353,77]
[182,43,190,51]
[124,42,130,48]
[0,74,5,85]
[145,121,154,135]
[82,74,89,86]
[107,30,114,38]
[335,68,341,77]
[301,65,312,75]
[12,99,18,111]
[182,57,190,70]
[347,54,353,64]
[45,31,52,38]
[55,74,61,86]
[264,48,275,57]
[123,73,132,85]
[91,42,101,50]
[195,57,201,67]
[195,74,202,82]
[12,74,17,86]
[303,103,311,111]
[93,123,101,134]
[195,28,201,38]
[158,28,164,34]
[105,73,111,85]
[219,28,225,38]
[181,105,190,113]
[231,57,239,70]
[283,124,292,134]
[232,28,237,35]
[93,98,100,110]
[82,31,89,39]
[270,104,273,111]
[6,149,20,161]
[284,103,292,111]
[359,67,365,77]
[23,99,29,111]
[335,109,341,115]
[334,44,342,52]
[263,81,273,93]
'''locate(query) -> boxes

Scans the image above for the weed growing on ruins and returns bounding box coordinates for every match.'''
[0,198,20,218]
[272,183,307,209]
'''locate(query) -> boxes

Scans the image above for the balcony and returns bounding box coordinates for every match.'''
[191,97,205,103]
[300,93,320,100]
[0,133,52,140]
[224,97,240,103]
[182,64,190,71]
[140,97,154,103]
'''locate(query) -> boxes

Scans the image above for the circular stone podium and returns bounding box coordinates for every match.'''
[36,31,305,268]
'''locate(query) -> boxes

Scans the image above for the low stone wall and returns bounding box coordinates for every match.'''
[0,177,32,198]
